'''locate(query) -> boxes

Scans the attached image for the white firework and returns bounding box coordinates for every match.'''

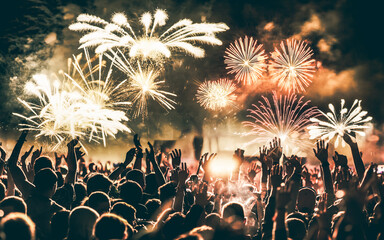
[224,36,267,85]
[270,39,316,93]
[308,99,373,148]
[69,9,229,60]
[196,79,237,111]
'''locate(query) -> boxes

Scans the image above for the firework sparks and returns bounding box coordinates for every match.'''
[243,91,319,155]
[308,99,372,148]
[196,79,237,111]
[224,36,267,85]
[13,74,88,149]
[13,50,132,148]
[108,50,176,118]
[69,9,229,60]
[270,39,316,93]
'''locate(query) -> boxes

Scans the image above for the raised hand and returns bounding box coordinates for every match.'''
[201,153,216,174]
[195,182,209,207]
[170,149,182,169]
[146,142,156,164]
[31,146,42,163]
[20,146,34,164]
[124,148,136,166]
[342,132,357,146]
[275,182,292,210]
[270,164,283,189]
[133,134,143,159]
[267,137,282,165]
[247,162,260,181]
[313,140,328,163]
[178,162,189,186]
[233,148,245,165]
[332,151,348,167]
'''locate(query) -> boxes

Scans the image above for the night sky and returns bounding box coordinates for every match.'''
[0,0,383,147]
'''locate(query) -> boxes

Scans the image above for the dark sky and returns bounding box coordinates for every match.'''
[0,0,383,138]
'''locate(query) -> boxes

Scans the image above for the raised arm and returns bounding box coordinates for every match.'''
[343,133,365,181]
[133,134,143,170]
[313,140,335,205]
[146,142,165,186]
[173,162,189,212]
[7,131,34,198]
[64,139,84,185]
[109,148,135,180]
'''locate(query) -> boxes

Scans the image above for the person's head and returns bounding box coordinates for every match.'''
[162,212,186,240]
[0,212,35,240]
[287,212,308,228]
[111,202,136,226]
[86,173,113,195]
[93,213,132,240]
[126,169,146,190]
[68,206,99,240]
[119,180,142,205]
[145,198,161,221]
[222,202,245,228]
[0,182,6,202]
[175,233,203,240]
[144,173,159,194]
[74,183,87,203]
[189,225,214,240]
[286,218,306,240]
[34,156,54,174]
[0,196,27,216]
[50,210,70,240]
[159,182,176,204]
[88,191,111,215]
[33,168,58,197]
[205,213,221,229]
[297,188,316,214]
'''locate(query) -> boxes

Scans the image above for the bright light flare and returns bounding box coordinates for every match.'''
[196,79,237,111]
[108,50,177,118]
[69,9,229,60]
[208,155,237,176]
[243,91,320,155]
[270,39,316,93]
[224,36,267,85]
[308,99,372,148]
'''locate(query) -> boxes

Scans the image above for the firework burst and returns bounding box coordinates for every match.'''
[196,79,237,111]
[224,36,267,85]
[270,39,316,93]
[243,91,319,155]
[69,9,229,60]
[108,50,176,118]
[308,99,372,148]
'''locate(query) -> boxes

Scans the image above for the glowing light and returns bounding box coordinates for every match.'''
[196,79,237,111]
[108,50,176,118]
[308,99,372,148]
[270,39,316,93]
[208,156,237,176]
[13,50,132,148]
[69,9,229,60]
[243,91,320,155]
[224,36,267,85]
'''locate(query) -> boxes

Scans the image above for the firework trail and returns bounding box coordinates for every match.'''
[269,39,316,93]
[69,9,229,60]
[13,51,132,148]
[243,91,319,155]
[224,36,267,85]
[308,99,372,148]
[13,74,88,149]
[108,50,176,118]
[63,49,132,145]
[196,79,237,111]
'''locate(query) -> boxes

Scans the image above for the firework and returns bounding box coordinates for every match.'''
[308,99,372,148]
[63,49,132,145]
[14,50,132,148]
[224,36,267,85]
[13,74,88,149]
[108,50,176,118]
[243,91,319,155]
[269,39,316,93]
[196,79,237,111]
[69,9,229,60]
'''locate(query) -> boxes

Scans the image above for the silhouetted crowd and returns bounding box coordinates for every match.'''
[0,131,383,240]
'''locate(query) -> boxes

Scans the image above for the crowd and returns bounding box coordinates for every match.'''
[0,130,382,240]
